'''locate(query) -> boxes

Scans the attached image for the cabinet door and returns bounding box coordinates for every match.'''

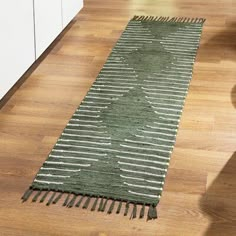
[0,0,35,99]
[34,0,62,58]
[62,0,83,28]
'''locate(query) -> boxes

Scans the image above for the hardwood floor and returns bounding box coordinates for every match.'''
[1,0,236,235]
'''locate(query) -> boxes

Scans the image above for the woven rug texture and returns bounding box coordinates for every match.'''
[22,16,205,220]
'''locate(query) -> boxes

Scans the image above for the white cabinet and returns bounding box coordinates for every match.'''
[62,0,83,28]
[0,0,35,99]
[0,0,83,100]
[34,0,63,58]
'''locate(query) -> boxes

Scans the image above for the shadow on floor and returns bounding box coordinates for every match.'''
[197,22,236,64]
[231,85,236,109]
[198,22,236,235]
[200,152,236,235]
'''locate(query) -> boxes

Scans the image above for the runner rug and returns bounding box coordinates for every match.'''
[22,16,205,220]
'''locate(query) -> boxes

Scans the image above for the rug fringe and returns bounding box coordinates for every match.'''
[63,193,71,206]
[82,196,91,209]
[32,190,42,202]
[75,195,84,207]
[98,197,104,211]
[101,198,108,212]
[46,192,56,206]
[147,204,158,220]
[22,188,158,220]
[139,203,145,219]
[91,197,98,211]
[21,188,33,202]
[40,190,49,203]
[67,194,77,208]
[132,15,206,24]
[107,200,115,214]
[116,201,122,214]
[124,202,129,216]
[130,203,137,219]
[53,192,63,204]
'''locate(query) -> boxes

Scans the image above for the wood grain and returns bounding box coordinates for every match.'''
[1,0,236,235]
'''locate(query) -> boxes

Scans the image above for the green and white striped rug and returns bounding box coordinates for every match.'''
[22,16,205,220]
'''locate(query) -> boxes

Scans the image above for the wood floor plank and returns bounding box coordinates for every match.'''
[1,0,236,235]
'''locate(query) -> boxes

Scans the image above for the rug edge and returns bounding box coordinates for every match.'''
[131,15,206,24]
[21,188,158,220]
